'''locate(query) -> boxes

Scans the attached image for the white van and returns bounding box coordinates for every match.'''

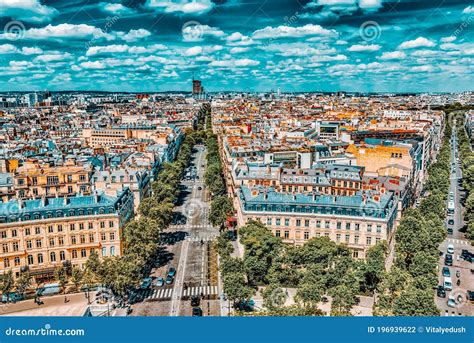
[444,277,453,291]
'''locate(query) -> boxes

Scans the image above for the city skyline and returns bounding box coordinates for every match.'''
[0,0,473,93]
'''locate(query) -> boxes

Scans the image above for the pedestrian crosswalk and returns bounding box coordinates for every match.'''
[182,285,218,297]
[143,288,173,300]
[142,285,219,301]
[170,224,214,230]
[186,236,216,242]
[447,238,469,245]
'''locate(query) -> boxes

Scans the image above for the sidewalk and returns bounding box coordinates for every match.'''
[0,292,95,316]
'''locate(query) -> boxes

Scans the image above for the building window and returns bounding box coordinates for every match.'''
[35,227,41,235]
[100,221,105,229]
[284,230,289,239]
[336,234,341,242]
[296,219,301,227]
[27,255,34,265]
[284,218,290,226]
[110,232,115,241]
[316,220,321,228]
[88,223,93,229]
[102,247,107,257]
[353,251,359,258]
[70,224,75,231]
[345,234,350,243]
[81,249,87,258]
[58,236,64,245]
[25,228,30,235]
[26,240,32,249]
[366,237,372,245]
[325,221,330,229]
[2,244,8,253]
[376,237,381,244]
[36,239,42,248]
[14,257,20,266]
[37,253,43,264]
[101,232,106,241]
[109,221,114,228]
[267,218,272,225]
[48,226,54,233]
[57,225,63,232]
[355,223,360,231]
[80,235,86,244]
[11,229,17,237]
[60,251,66,261]
[276,218,281,226]
[275,230,280,237]
[71,236,76,245]
[324,232,329,237]
[50,252,56,262]
[79,223,84,230]
[376,225,382,233]
[336,222,341,230]
[304,231,309,240]
[72,250,77,259]
[354,235,359,245]
[3,258,10,268]
[304,219,310,227]
[346,223,351,230]
[49,238,55,247]
[12,242,19,252]
[89,234,94,243]
[110,246,115,256]
[367,224,372,232]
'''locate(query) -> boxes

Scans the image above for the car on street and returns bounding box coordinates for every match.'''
[167,267,176,277]
[449,192,454,201]
[445,254,453,266]
[455,270,461,278]
[155,277,164,287]
[437,285,446,298]
[448,219,454,225]
[442,267,450,277]
[166,275,174,285]
[447,244,454,255]
[468,291,474,302]
[447,227,453,235]
[192,307,203,316]
[197,186,202,190]
[191,295,200,307]
[443,277,453,291]
[140,277,152,289]
[461,250,473,262]
[447,295,456,308]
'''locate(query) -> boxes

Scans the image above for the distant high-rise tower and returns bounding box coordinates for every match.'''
[192,74,205,99]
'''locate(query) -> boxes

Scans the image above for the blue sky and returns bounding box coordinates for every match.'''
[0,0,473,93]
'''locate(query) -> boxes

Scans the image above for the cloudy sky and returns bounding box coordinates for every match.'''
[0,0,473,93]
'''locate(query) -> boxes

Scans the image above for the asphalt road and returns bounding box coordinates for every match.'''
[132,145,221,316]
[435,124,473,316]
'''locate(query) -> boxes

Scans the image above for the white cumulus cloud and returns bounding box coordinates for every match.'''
[398,37,436,49]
